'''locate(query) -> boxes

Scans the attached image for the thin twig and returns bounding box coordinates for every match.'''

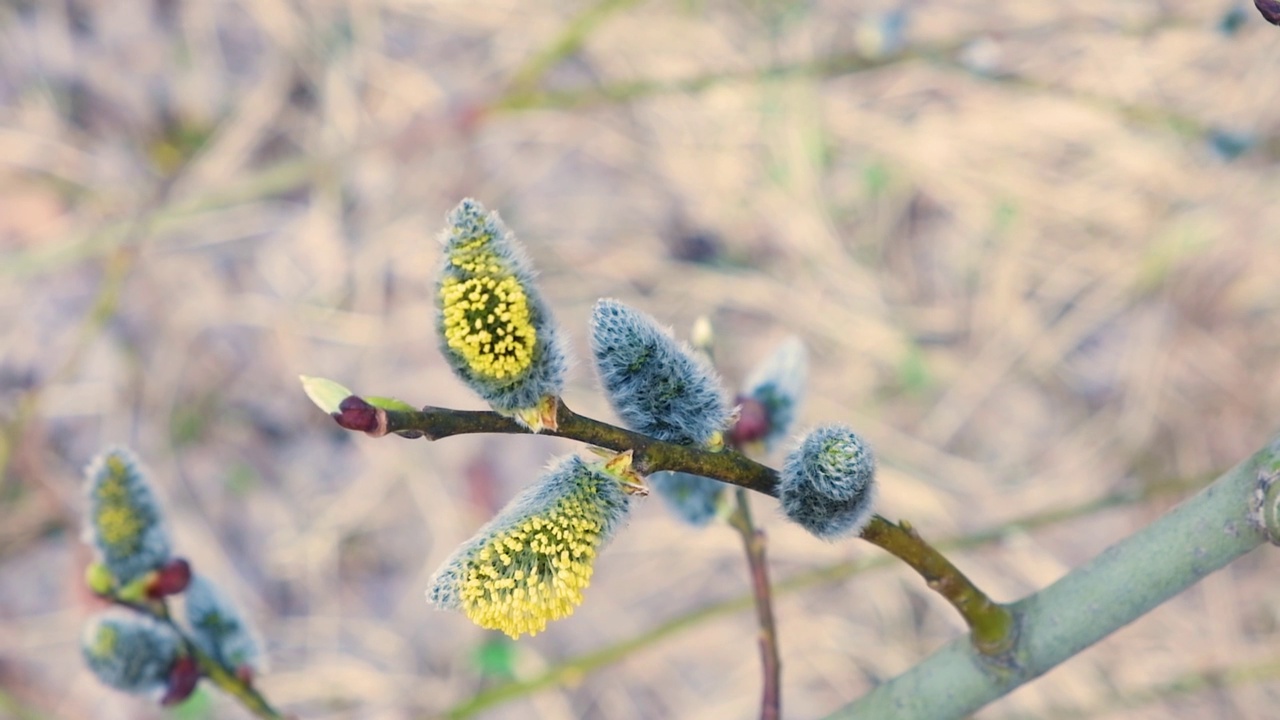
[727,488,782,720]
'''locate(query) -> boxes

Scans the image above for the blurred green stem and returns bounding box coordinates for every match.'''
[193,647,283,720]
[502,0,644,102]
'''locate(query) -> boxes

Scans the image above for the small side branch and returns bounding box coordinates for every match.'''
[728,488,782,720]
[331,394,1013,654]
[860,517,1015,656]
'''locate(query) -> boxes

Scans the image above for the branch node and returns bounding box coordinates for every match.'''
[1250,454,1280,545]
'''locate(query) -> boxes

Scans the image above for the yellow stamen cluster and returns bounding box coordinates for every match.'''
[458,494,604,638]
[89,624,118,658]
[94,456,143,552]
[440,247,537,383]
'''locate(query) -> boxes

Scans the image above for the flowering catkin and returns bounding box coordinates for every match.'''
[81,611,181,696]
[428,455,632,638]
[780,425,877,540]
[83,448,172,587]
[436,198,567,431]
[185,574,264,673]
[589,299,728,446]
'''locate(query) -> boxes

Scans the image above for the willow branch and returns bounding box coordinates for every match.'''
[828,435,1280,719]
[331,395,1014,654]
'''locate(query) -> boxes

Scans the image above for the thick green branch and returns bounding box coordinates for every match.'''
[439,471,1208,718]
[827,435,1280,720]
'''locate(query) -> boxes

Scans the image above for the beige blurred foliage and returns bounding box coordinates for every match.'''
[2,0,1280,718]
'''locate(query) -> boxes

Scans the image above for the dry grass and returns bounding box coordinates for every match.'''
[3,0,1280,718]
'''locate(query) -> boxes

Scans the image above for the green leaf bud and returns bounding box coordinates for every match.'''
[299,375,352,415]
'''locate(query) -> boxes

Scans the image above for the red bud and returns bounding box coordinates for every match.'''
[728,396,770,447]
[147,558,192,598]
[161,655,201,706]
[335,396,380,433]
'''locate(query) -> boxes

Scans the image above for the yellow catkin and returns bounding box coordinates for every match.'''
[439,247,538,382]
[89,624,118,657]
[94,462,143,551]
[457,494,606,638]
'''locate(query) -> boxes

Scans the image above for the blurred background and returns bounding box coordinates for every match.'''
[3,0,1280,718]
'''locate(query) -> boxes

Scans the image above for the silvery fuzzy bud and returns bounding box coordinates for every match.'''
[780,425,877,540]
[185,574,264,675]
[589,299,728,446]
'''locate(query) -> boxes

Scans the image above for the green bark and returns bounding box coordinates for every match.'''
[828,435,1280,719]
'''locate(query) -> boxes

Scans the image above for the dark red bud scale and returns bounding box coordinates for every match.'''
[1258,0,1280,24]
[335,396,381,433]
[161,655,201,706]
[729,396,770,447]
[147,558,192,598]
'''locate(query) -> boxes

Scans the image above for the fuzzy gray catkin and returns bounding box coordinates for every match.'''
[185,574,264,674]
[81,612,181,696]
[589,299,728,446]
[780,425,877,540]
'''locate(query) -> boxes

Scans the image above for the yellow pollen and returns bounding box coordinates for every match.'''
[90,625,118,657]
[96,505,143,549]
[455,491,607,638]
[440,261,537,382]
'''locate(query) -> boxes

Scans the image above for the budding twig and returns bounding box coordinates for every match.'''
[330,394,1016,655]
